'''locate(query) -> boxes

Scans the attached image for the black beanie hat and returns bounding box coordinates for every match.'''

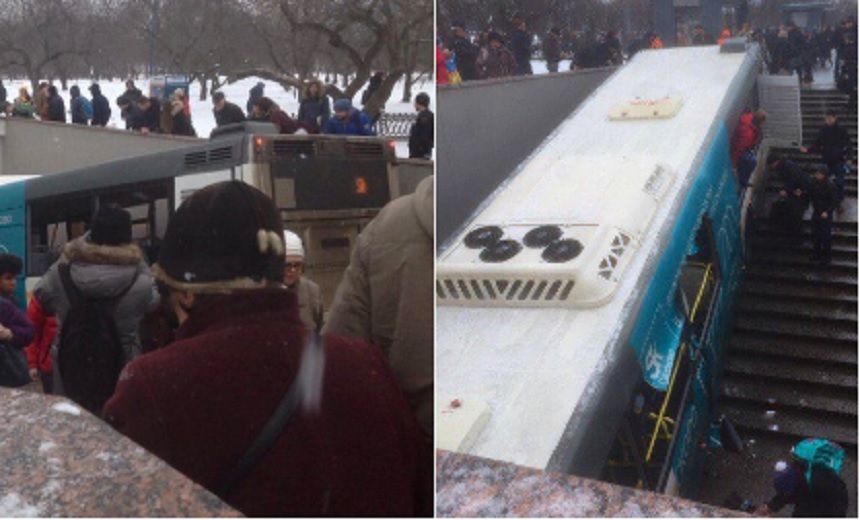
[90,205,132,246]
[154,181,285,292]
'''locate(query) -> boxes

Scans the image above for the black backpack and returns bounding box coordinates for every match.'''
[57,263,139,415]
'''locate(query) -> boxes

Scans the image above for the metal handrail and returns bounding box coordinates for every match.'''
[643,263,714,464]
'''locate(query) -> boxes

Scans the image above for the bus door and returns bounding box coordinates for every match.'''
[253,135,396,307]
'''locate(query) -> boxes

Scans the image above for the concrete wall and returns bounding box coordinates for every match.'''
[436,68,616,245]
[0,117,200,177]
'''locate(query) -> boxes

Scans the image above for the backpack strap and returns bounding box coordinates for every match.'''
[216,332,324,495]
[58,263,81,307]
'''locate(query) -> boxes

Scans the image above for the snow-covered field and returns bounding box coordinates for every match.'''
[4,76,435,157]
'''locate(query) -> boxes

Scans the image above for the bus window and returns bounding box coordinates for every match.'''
[675,215,721,336]
[28,193,94,276]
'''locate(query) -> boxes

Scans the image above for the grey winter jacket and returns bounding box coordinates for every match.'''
[34,236,160,369]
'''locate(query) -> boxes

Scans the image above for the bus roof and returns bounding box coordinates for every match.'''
[436,46,755,470]
[24,133,248,201]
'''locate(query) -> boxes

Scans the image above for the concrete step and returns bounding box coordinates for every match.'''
[743,265,858,289]
[727,331,858,365]
[736,294,858,321]
[741,276,858,302]
[721,402,857,448]
[734,313,857,342]
[721,374,857,416]
[725,348,856,388]
[746,242,858,264]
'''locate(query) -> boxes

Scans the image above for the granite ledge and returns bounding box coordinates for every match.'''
[0,388,239,517]
[437,450,748,517]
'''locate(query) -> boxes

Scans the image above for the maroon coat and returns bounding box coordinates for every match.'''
[103,290,425,517]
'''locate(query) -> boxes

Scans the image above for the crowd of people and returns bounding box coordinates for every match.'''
[0,76,436,159]
[437,14,857,97]
[0,174,434,515]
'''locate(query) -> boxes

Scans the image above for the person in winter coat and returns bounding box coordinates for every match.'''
[361,71,384,108]
[46,85,66,123]
[123,80,142,102]
[297,79,329,133]
[449,22,479,81]
[34,82,50,120]
[730,110,767,186]
[0,254,35,388]
[168,90,196,137]
[436,44,451,85]
[33,205,160,396]
[692,24,715,45]
[246,81,265,117]
[69,85,89,125]
[808,165,836,265]
[408,92,433,159]
[543,27,563,73]
[135,96,161,134]
[25,296,57,394]
[769,157,812,238]
[89,83,111,126]
[324,176,434,447]
[756,447,848,516]
[801,112,852,205]
[324,99,374,136]
[509,15,533,75]
[103,181,429,517]
[478,31,518,79]
[212,91,245,128]
[282,230,324,333]
[12,87,35,118]
[117,95,144,130]
[253,97,306,135]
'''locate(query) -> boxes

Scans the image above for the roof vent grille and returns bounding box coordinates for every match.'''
[437,277,576,304]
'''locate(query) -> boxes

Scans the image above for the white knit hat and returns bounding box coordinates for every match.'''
[283,230,305,258]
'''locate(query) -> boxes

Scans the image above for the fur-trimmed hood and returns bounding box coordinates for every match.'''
[63,236,144,266]
[61,236,147,300]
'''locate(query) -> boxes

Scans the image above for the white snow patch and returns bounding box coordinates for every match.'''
[37,441,56,453]
[51,402,81,416]
[0,493,42,517]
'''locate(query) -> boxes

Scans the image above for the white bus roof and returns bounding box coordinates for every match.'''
[437,46,751,469]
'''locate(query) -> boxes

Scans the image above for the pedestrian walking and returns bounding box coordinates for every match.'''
[808,165,836,265]
[46,85,65,123]
[801,112,852,206]
[509,15,533,75]
[408,92,433,159]
[89,84,111,126]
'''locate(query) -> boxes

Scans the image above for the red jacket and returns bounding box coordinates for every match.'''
[25,297,57,374]
[103,290,427,517]
[730,112,760,167]
[437,46,449,84]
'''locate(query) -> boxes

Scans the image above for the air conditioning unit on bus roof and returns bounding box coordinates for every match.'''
[437,156,675,308]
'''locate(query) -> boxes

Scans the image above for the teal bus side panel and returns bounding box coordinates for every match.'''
[0,181,29,308]
[669,124,745,497]
[627,123,743,494]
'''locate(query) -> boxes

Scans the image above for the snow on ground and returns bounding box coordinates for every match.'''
[5,76,435,157]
